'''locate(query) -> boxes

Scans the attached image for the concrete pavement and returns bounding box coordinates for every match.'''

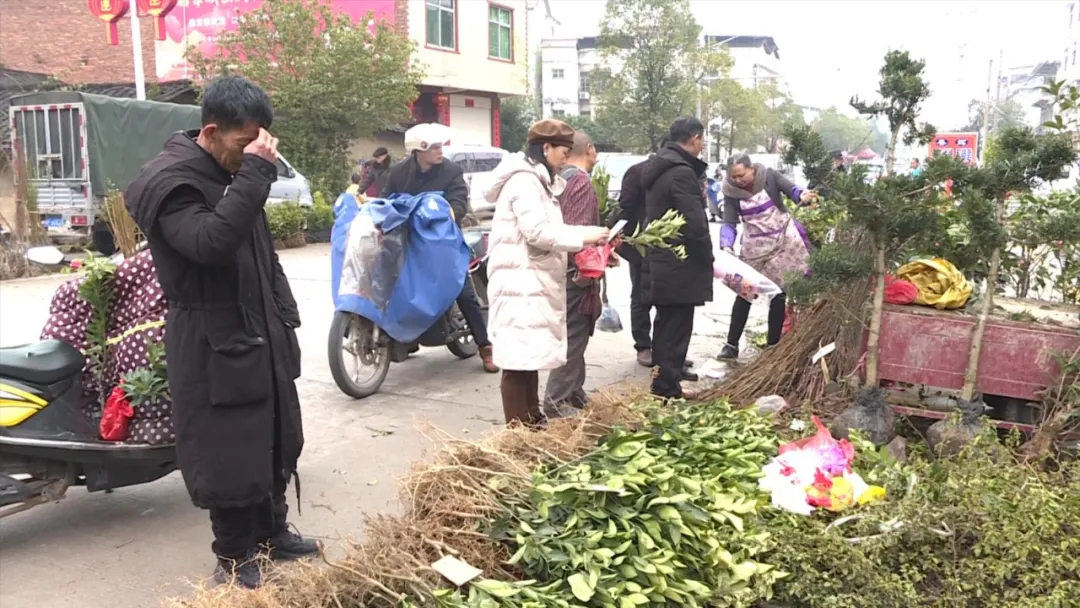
[0,240,763,608]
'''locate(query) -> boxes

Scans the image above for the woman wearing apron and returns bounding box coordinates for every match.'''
[717,154,817,360]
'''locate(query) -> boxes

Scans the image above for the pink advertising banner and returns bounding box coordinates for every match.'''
[155,0,396,81]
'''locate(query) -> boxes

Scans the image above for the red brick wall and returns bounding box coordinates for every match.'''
[0,0,158,85]
[394,0,408,36]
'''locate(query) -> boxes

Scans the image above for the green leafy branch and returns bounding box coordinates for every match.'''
[624,209,688,260]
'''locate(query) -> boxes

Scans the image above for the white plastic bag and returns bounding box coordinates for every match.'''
[713,250,782,302]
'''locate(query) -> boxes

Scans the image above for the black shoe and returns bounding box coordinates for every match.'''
[214,556,262,589]
[715,344,739,360]
[680,368,699,382]
[266,527,319,561]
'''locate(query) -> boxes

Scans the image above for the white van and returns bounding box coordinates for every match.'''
[444,144,508,214]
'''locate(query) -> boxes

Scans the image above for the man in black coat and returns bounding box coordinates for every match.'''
[613,158,654,366]
[639,117,713,399]
[379,124,497,373]
[124,76,316,589]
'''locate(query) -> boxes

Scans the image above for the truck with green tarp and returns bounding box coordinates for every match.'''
[8,91,201,233]
[7,91,314,235]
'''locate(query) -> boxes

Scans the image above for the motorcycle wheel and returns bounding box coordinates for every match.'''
[446,302,479,360]
[328,311,391,399]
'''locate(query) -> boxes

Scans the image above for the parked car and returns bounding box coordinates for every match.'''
[444,144,508,215]
[596,153,650,204]
[269,156,314,207]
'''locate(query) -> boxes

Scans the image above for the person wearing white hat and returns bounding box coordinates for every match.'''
[380,123,498,373]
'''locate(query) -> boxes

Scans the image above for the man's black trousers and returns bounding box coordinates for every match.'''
[650,305,695,399]
[209,476,289,560]
[627,260,653,352]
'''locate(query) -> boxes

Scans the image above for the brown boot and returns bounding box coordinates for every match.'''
[479,346,499,373]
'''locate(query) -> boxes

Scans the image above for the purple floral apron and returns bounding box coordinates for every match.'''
[738,190,811,289]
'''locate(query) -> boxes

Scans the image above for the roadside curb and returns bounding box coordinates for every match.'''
[0,273,69,287]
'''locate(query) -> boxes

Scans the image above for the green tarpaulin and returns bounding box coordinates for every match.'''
[10,91,200,198]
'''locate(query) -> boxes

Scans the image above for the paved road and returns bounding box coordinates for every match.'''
[0,240,761,608]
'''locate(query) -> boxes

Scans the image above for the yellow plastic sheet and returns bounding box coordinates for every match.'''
[896,258,972,310]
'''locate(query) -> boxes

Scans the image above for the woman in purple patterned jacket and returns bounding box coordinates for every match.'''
[716,154,817,360]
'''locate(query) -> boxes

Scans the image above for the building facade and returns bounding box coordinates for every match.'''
[1065,1,1080,86]
[0,0,529,150]
[538,34,782,119]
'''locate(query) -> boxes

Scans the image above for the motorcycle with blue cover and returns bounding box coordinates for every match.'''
[327,206,490,400]
[0,248,176,518]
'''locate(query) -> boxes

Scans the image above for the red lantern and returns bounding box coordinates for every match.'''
[87,0,130,46]
[135,0,177,41]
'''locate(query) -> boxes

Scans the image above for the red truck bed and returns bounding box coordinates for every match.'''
[874,301,1080,402]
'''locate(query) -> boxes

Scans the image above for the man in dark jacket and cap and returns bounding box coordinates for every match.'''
[639,117,713,399]
[379,123,498,373]
[124,76,316,589]
[358,146,392,197]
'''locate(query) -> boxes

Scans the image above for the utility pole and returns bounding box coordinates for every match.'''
[992,50,1003,133]
[981,58,993,162]
[130,12,147,100]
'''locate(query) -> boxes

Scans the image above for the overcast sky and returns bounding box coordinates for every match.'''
[537,0,1069,130]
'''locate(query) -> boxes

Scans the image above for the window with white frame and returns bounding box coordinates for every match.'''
[552,68,565,80]
[579,72,589,93]
[489,5,512,60]
[426,0,456,50]
[552,109,566,117]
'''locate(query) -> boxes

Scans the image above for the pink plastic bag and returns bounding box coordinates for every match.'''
[575,245,614,280]
[779,416,854,476]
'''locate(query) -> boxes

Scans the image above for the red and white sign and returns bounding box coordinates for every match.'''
[154,0,395,81]
[929,132,979,166]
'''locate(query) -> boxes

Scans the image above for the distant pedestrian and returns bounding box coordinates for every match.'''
[359,146,392,197]
[346,173,363,196]
[484,119,610,425]
[640,117,713,399]
[544,130,604,417]
[910,158,924,177]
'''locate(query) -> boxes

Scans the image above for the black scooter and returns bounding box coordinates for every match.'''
[0,246,176,518]
[327,225,490,399]
[0,340,177,517]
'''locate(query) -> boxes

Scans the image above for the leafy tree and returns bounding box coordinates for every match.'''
[851,50,936,176]
[593,0,730,152]
[561,115,622,152]
[499,96,536,152]
[187,0,423,193]
[960,97,1027,133]
[812,107,880,155]
[705,78,770,157]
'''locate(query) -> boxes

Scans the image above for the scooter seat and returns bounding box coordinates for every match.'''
[0,340,86,386]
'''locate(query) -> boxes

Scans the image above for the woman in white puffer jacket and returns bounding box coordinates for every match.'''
[484,120,610,426]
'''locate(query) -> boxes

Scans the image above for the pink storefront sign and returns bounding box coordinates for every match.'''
[155,0,395,81]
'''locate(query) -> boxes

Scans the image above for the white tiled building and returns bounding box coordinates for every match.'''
[539,34,782,120]
[1064,1,1080,86]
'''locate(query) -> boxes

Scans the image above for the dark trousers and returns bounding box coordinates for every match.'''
[457,275,490,348]
[500,370,542,424]
[727,293,787,348]
[209,476,288,560]
[545,283,593,408]
[628,261,653,352]
[651,305,695,399]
